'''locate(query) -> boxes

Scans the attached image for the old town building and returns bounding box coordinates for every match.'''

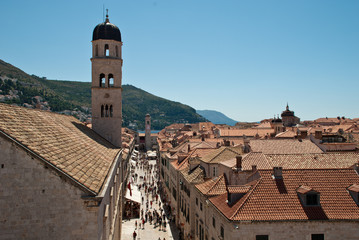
[0,13,132,240]
[157,120,359,240]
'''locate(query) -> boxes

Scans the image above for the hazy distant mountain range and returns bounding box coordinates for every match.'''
[196,110,238,126]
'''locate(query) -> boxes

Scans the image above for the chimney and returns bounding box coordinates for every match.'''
[187,144,190,152]
[243,139,250,153]
[315,130,322,140]
[273,167,283,179]
[300,130,308,139]
[236,156,242,169]
[216,142,220,148]
[252,165,257,172]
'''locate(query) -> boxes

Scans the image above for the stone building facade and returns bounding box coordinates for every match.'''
[0,13,129,240]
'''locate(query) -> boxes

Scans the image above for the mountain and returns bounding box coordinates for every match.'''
[196,109,238,126]
[0,59,206,130]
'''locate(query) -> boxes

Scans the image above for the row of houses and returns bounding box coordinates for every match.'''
[157,117,359,240]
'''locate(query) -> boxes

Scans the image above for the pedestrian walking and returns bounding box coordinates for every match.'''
[135,220,137,230]
[133,230,137,240]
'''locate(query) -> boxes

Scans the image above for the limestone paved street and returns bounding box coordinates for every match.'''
[121,155,179,240]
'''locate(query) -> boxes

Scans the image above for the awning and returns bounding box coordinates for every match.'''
[125,185,141,203]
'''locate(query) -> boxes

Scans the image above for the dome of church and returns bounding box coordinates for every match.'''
[281,104,295,117]
[93,16,121,42]
[272,118,282,123]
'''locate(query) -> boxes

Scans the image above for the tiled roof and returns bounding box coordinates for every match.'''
[196,174,227,196]
[241,152,271,170]
[264,153,359,170]
[225,152,359,171]
[180,165,205,184]
[0,103,120,194]
[249,139,323,154]
[296,185,315,194]
[254,122,272,129]
[201,146,242,163]
[228,185,251,194]
[210,169,359,221]
[275,130,296,138]
[219,128,274,138]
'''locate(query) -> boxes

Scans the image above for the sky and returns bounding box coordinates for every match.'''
[1,0,358,122]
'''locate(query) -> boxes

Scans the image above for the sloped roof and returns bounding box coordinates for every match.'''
[275,130,296,138]
[196,174,227,196]
[249,139,323,154]
[265,153,359,169]
[0,103,120,194]
[219,128,274,138]
[223,152,359,171]
[201,146,242,164]
[210,169,359,221]
[180,165,205,184]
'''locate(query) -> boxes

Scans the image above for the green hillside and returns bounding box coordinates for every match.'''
[0,59,206,130]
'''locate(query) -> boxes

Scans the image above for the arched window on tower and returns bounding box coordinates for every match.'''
[115,46,118,57]
[105,105,109,117]
[105,44,109,57]
[110,105,113,117]
[108,74,114,87]
[100,73,106,87]
[95,45,98,56]
[101,105,104,117]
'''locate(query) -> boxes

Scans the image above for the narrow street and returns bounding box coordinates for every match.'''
[121,152,179,240]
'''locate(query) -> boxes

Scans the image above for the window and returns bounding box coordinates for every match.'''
[100,73,105,87]
[220,226,224,238]
[105,44,109,56]
[95,45,98,56]
[196,198,198,206]
[200,202,203,211]
[306,193,319,205]
[101,105,104,117]
[196,219,198,236]
[109,105,113,117]
[311,234,324,240]
[256,235,268,240]
[105,105,109,117]
[108,74,114,87]
[212,217,215,227]
[213,166,217,177]
[115,45,118,57]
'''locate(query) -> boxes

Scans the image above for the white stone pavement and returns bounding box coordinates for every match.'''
[121,157,179,240]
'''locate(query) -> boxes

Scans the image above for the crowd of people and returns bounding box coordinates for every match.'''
[130,153,170,240]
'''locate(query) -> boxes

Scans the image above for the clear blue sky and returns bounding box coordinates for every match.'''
[1,0,358,122]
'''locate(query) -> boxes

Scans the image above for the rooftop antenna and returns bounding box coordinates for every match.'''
[103,4,105,22]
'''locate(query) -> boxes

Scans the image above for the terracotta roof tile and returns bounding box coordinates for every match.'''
[180,165,204,184]
[196,174,227,196]
[249,139,323,154]
[0,103,120,194]
[219,128,274,138]
[201,146,242,164]
[210,169,359,221]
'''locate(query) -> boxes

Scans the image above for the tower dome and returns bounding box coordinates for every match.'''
[92,14,121,42]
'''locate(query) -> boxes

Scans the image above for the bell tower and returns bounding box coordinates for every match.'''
[145,114,151,150]
[91,12,123,147]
